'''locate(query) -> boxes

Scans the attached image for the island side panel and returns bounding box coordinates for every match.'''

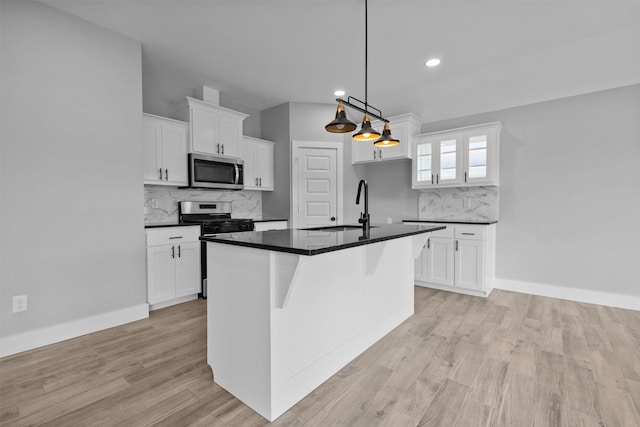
[363,236,415,327]
[269,237,418,420]
[270,246,364,418]
[207,242,273,420]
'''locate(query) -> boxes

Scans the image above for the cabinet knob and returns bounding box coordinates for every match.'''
[330,216,336,221]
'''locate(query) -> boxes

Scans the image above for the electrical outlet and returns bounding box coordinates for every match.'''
[12,295,27,313]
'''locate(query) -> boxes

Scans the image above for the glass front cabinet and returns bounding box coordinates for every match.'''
[412,122,501,189]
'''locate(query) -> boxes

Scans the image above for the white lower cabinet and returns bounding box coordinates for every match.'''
[407,222,495,297]
[146,226,201,309]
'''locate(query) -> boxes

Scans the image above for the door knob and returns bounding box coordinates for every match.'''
[330,217,336,221]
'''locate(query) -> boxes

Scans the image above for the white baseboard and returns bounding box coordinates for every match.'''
[0,303,149,358]
[149,294,197,311]
[415,281,492,298]
[494,278,640,311]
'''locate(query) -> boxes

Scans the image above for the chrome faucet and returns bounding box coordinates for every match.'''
[356,179,370,235]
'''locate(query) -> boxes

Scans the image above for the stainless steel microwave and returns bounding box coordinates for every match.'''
[187,153,244,190]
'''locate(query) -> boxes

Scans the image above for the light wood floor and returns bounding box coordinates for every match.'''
[2,287,640,426]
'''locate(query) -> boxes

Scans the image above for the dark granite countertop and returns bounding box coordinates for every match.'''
[200,223,446,256]
[403,219,498,225]
[253,218,288,223]
[145,223,200,229]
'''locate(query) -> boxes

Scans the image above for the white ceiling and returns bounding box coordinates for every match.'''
[43,0,640,122]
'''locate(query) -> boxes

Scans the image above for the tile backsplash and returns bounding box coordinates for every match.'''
[418,186,498,221]
[144,185,262,224]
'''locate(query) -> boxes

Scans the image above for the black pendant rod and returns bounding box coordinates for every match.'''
[336,97,388,123]
[364,0,368,113]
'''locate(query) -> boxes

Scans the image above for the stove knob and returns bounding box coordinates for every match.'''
[213,225,221,233]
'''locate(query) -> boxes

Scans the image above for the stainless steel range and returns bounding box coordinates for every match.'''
[179,201,254,298]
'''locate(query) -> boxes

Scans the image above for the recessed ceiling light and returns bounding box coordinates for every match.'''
[425,58,441,67]
[334,90,345,97]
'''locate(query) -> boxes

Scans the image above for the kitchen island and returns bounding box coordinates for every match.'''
[201,223,445,421]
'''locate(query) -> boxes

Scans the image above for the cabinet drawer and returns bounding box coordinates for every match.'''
[146,226,201,246]
[419,223,454,238]
[454,225,485,240]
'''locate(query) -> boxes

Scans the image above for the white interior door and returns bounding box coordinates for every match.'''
[292,142,343,229]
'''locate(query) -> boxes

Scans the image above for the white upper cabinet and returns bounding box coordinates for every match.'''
[143,113,189,186]
[242,136,275,191]
[173,97,248,159]
[351,113,421,164]
[412,122,501,188]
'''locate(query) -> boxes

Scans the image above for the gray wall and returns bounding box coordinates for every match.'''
[367,84,639,296]
[354,161,419,224]
[0,1,147,336]
[141,71,262,139]
[262,103,291,219]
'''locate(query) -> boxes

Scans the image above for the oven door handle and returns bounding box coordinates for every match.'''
[234,164,240,185]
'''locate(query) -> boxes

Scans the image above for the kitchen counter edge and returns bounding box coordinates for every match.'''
[403,219,498,225]
[200,224,446,256]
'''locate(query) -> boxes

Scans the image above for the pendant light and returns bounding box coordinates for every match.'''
[325,0,397,145]
[325,100,357,133]
[373,122,400,146]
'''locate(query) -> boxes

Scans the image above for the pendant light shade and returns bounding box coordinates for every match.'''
[373,122,399,146]
[325,101,357,133]
[353,114,381,141]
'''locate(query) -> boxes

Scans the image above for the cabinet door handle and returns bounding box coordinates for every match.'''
[373,150,377,159]
[437,174,439,184]
[171,245,175,258]
[221,144,224,155]
[259,177,262,186]
[461,232,475,236]
[169,236,183,239]
[455,240,459,251]
[379,149,383,159]
[427,238,430,249]
[431,174,434,185]
[217,143,220,154]
[159,168,163,180]
[256,177,259,186]
[165,169,168,180]
[464,171,467,182]
[178,245,181,258]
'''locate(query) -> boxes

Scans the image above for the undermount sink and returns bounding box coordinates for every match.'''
[306,225,377,232]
